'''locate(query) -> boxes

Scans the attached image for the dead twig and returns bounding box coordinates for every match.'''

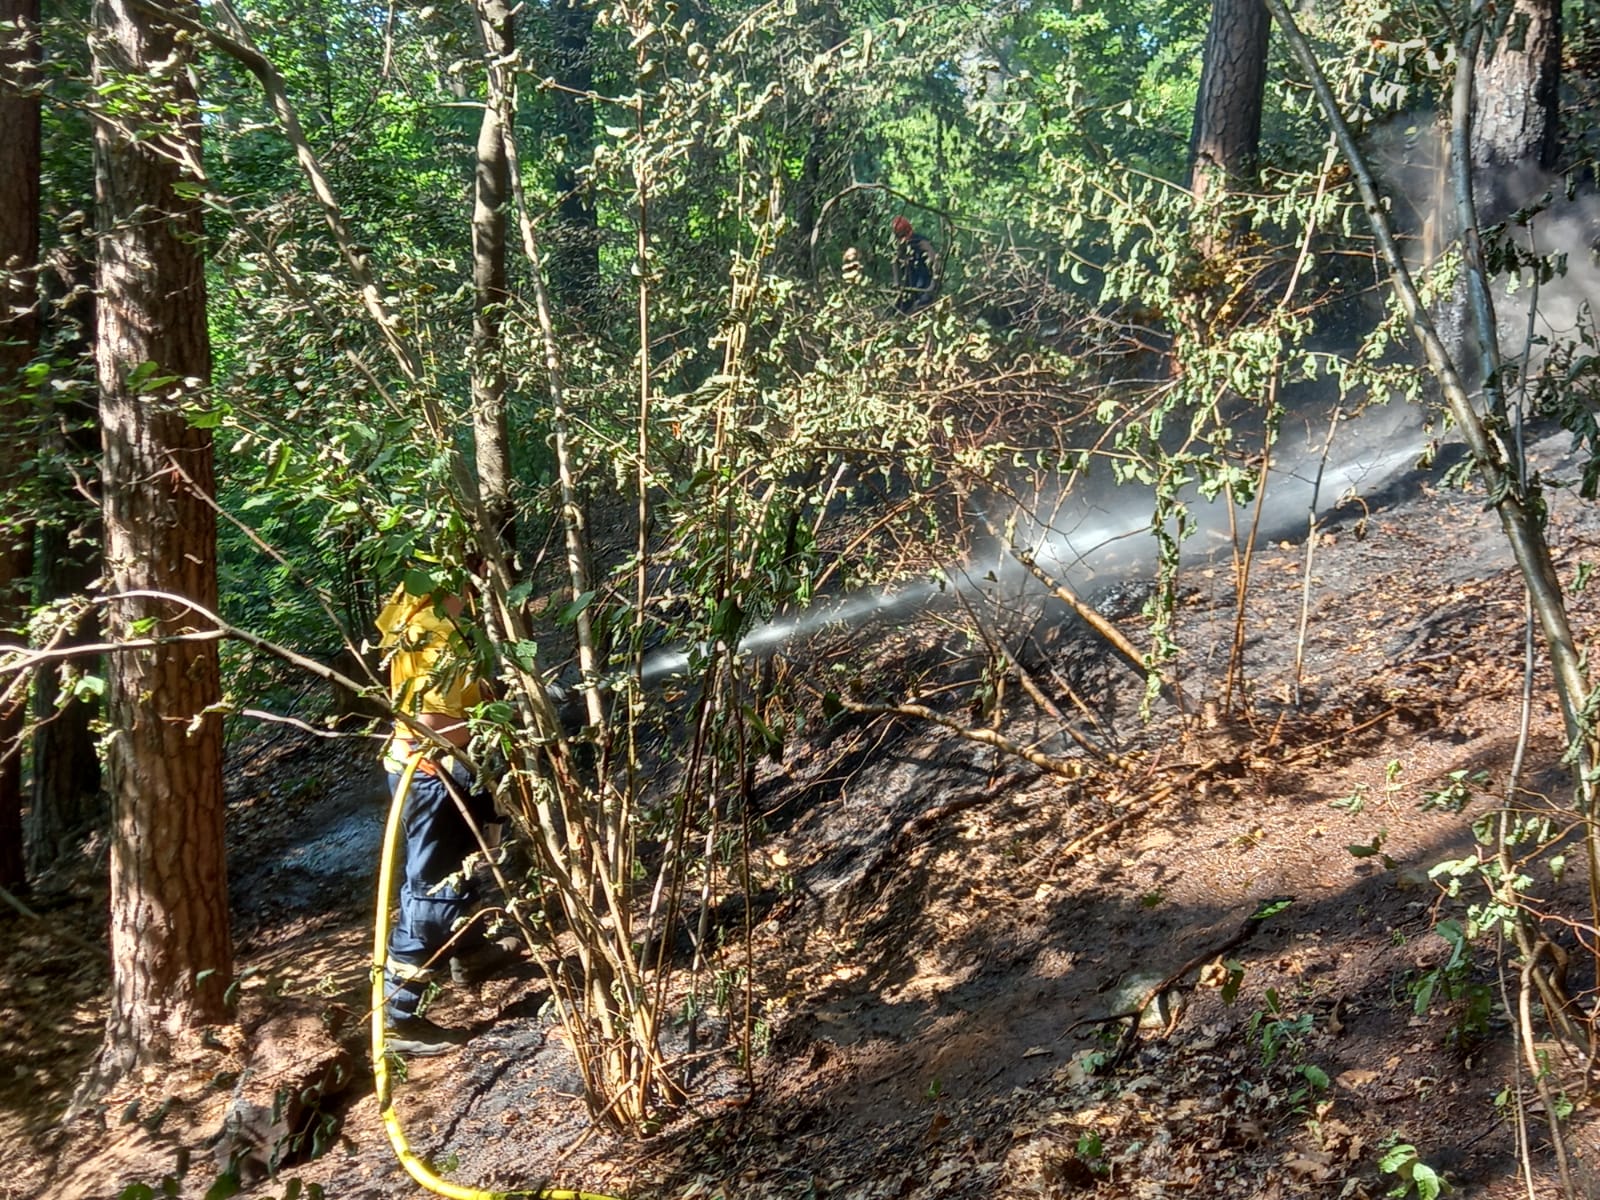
[0,884,104,957]
[1053,756,1223,866]
[978,511,1187,714]
[1061,897,1293,1071]
[827,692,1086,780]
[955,589,1133,771]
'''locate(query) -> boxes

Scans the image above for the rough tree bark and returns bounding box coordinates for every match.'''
[0,0,42,892]
[1471,0,1561,222]
[27,253,104,876]
[472,0,514,545]
[92,0,231,1078]
[1188,0,1270,232]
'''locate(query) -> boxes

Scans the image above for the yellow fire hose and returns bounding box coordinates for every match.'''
[371,753,622,1200]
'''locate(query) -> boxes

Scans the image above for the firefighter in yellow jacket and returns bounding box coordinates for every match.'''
[375,572,500,1056]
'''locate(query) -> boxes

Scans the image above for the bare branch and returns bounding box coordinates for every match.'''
[828,692,1087,780]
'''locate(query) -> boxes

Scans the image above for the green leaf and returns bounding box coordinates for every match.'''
[821,691,843,721]
[556,590,595,627]
[709,596,743,641]
[1378,1143,1418,1173]
[403,567,438,597]
[310,1112,339,1158]
[743,704,784,760]
[264,441,291,488]
[1300,1063,1329,1089]
[124,360,180,394]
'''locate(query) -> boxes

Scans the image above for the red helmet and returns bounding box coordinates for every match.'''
[892,215,913,240]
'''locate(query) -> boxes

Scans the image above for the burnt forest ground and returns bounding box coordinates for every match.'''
[8,417,1600,1198]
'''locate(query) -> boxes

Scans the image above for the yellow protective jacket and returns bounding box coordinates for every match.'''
[375,583,484,771]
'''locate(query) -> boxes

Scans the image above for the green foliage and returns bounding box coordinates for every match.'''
[25,0,1600,1135]
[1073,1130,1110,1177]
[1378,1139,1448,1199]
[1346,827,1396,868]
[1330,783,1367,813]
[1218,958,1245,1005]
[1248,987,1313,1068]
[1419,769,1489,814]
[1406,918,1492,1044]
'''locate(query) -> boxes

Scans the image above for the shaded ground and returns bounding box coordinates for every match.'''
[7,426,1600,1198]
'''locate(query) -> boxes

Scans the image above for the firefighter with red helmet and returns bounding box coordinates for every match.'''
[891,215,938,314]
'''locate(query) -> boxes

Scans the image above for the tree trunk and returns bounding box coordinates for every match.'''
[472,0,514,545]
[1471,0,1560,222]
[549,0,598,312]
[1432,0,1561,380]
[92,0,230,1078]
[1188,0,1270,220]
[0,0,42,893]
[1263,0,1591,763]
[791,2,844,276]
[27,253,104,877]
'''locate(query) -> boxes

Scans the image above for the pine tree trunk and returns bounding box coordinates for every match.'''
[92,0,230,1077]
[27,257,103,876]
[1471,0,1561,221]
[1189,0,1270,232]
[473,0,514,545]
[0,0,42,893]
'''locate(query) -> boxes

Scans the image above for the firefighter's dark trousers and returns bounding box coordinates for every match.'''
[383,761,494,1021]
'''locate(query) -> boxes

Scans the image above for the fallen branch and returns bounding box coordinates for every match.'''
[1062,896,1292,1070]
[828,693,1086,780]
[974,511,1187,713]
[956,589,1133,770]
[1276,705,1399,765]
[1052,755,1222,864]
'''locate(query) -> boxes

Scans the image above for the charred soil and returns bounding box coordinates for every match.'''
[8,428,1600,1198]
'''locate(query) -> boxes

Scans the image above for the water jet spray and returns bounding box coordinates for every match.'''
[637,401,1435,683]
